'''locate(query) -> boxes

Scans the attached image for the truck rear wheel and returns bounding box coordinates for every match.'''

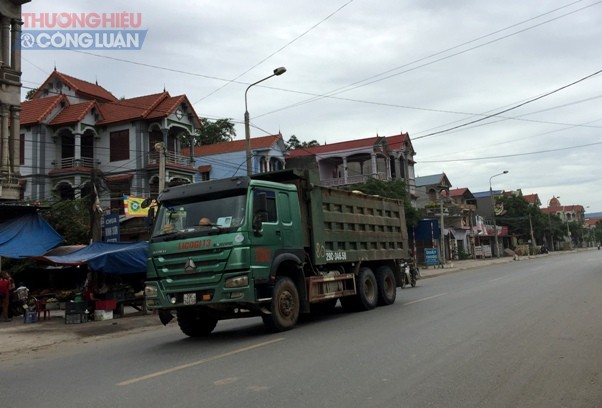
[177,307,218,337]
[376,265,397,306]
[341,267,378,312]
[262,277,300,332]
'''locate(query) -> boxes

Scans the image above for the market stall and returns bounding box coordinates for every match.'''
[33,241,149,322]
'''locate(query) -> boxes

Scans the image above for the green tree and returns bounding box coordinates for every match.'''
[41,198,90,245]
[25,88,37,100]
[181,118,236,147]
[285,135,319,150]
[496,194,569,248]
[594,221,602,245]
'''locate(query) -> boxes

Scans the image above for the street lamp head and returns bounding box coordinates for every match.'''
[502,170,509,174]
[273,67,287,76]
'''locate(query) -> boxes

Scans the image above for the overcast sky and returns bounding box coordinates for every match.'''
[21,0,602,213]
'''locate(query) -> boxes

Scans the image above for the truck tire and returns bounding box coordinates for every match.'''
[177,307,218,337]
[262,277,300,332]
[376,265,396,306]
[341,267,378,312]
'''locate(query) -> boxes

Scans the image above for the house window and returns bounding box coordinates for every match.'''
[110,130,130,162]
[20,133,25,165]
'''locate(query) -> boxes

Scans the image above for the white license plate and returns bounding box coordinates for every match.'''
[183,293,196,305]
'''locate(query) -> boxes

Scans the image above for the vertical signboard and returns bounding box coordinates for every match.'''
[424,247,440,266]
[103,213,120,242]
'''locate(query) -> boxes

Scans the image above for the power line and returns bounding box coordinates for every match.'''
[412,68,602,141]
[193,0,354,104]
[256,0,602,119]
[418,141,602,163]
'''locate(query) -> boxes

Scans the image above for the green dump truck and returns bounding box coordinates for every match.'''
[144,168,416,336]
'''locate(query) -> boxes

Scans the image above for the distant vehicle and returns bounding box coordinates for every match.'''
[540,245,549,254]
[144,167,417,336]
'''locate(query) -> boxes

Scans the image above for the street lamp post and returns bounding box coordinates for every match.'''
[244,67,287,175]
[489,170,509,258]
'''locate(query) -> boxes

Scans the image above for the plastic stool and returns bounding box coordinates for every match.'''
[36,299,50,321]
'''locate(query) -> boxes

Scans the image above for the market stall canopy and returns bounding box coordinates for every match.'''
[0,210,64,258]
[35,241,148,274]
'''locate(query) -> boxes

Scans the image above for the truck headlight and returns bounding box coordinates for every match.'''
[145,284,158,298]
[225,275,248,288]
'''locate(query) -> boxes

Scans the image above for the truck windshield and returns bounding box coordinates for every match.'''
[151,194,247,237]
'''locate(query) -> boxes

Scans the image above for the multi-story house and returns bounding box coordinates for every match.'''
[543,196,586,224]
[286,133,417,200]
[19,70,202,213]
[447,187,478,258]
[414,173,451,208]
[0,0,30,201]
[184,133,286,181]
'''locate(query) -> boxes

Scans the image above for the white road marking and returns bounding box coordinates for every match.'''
[402,292,448,305]
[117,337,285,386]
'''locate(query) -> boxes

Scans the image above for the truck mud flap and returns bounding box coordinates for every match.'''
[159,310,175,325]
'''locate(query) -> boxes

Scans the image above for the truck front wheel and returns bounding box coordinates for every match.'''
[177,307,218,337]
[262,277,300,332]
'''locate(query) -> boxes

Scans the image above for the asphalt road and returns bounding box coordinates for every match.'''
[2,251,601,408]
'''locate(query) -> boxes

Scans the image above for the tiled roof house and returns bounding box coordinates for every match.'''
[183,133,287,180]
[286,133,416,199]
[19,70,202,213]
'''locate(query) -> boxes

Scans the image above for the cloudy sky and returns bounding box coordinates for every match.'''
[21,0,602,213]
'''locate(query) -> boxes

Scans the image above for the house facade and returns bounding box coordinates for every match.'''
[19,70,202,213]
[185,133,286,181]
[286,133,416,199]
[0,0,30,201]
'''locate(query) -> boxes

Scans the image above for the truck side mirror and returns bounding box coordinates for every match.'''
[146,207,155,224]
[252,192,268,232]
[141,198,153,208]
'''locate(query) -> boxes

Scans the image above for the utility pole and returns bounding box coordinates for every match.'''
[155,142,166,193]
[529,213,536,253]
[89,168,103,243]
[489,170,509,258]
[439,190,446,267]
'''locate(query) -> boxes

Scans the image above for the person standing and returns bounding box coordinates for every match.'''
[0,272,12,322]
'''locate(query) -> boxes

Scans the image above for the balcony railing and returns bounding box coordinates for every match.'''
[148,151,193,166]
[321,172,387,188]
[53,157,96,169]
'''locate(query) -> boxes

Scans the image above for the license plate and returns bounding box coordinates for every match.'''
[183,293,196,305]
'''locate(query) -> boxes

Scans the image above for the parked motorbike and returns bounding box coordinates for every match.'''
[9,286,29,318]
[401,263,418,288]
[540,245,549,254]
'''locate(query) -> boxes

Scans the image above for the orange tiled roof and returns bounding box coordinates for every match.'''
[523,193,540,205]
[146,94,202,129]
[49,100,100,126]
[187,134,283,157]
[287,133,411,157]
[449,188,469,197]
[32,70,117,103]
[21,95,68,126]
[97,92,168,125]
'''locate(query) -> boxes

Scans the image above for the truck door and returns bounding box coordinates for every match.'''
[251,189,283,272]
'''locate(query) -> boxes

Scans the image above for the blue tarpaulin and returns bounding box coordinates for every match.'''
[0,214,64,258]
[35,241,148,274]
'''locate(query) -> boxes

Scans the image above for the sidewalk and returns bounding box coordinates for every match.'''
[418,253,530,278]
[0,307,162,361]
